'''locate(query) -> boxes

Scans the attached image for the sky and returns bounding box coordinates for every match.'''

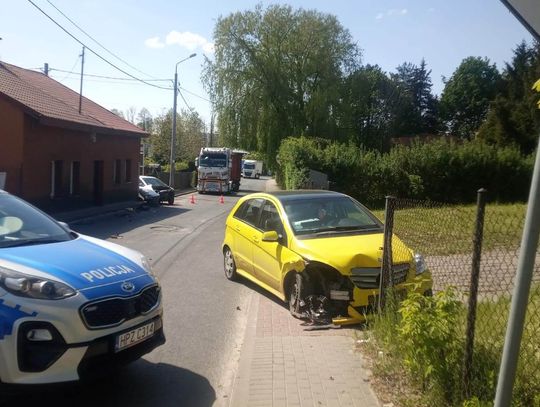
[0,0,535,130]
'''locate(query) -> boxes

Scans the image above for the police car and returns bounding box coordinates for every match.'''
[0,190,165,384]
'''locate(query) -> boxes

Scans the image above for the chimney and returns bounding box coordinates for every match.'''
[43,63,49,76]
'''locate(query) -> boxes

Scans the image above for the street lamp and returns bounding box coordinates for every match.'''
[169,52,197,188]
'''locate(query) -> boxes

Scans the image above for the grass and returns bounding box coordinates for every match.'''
[371,203,526,256]
[364,202,540,407]
[364,286,540,407]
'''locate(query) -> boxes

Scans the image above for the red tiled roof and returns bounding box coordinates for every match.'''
[0,61,147,136]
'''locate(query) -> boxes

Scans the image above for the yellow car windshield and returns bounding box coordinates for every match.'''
[282,196,382,236]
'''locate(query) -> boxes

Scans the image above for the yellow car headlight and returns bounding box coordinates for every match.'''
[414,253,426,275]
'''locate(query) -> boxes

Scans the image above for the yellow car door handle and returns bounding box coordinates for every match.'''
[253,236,259,243]
[235,226,241,231]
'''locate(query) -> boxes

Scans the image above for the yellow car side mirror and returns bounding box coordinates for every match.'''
[262,230,280,242]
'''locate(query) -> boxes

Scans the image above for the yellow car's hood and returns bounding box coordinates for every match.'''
[291,232,413,274]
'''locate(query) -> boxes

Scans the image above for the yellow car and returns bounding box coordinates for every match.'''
[222,191,432,325]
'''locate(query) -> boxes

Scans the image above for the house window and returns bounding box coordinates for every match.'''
[125,159,132,182]
[50,160,63,198]
[114,159,122,184]
[70,161,80,196]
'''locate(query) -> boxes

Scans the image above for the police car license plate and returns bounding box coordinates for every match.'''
[115,321,155,352]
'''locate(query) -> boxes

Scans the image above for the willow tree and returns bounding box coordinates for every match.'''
[202,4,360,167]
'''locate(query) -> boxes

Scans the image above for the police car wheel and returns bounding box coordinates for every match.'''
[224,247,238,281]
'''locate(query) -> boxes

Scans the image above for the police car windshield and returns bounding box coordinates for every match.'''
[0,194,72,248]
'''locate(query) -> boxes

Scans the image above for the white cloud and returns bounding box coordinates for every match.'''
[144,36,165,49]
[165,31,215,53]
[387,8,408,16]
[375,12,384,20]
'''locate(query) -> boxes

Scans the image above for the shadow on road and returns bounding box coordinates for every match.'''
[1,359,215,407]
[72,205,192,240]
[230,274,287,309]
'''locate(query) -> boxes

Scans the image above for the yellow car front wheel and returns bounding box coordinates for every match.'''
[223,247,238,281]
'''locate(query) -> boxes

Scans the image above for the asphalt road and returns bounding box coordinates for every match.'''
[3,177,269,407]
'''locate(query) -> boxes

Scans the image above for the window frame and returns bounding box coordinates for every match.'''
[233,198,265,228]
[70,161,81,196]
[113,159,122,184]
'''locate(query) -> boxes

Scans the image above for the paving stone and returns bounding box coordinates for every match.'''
[229,295,380,407]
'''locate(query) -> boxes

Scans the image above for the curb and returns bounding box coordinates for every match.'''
[52,188,197,225]
[228,293,259,406]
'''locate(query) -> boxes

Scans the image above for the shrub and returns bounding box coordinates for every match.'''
[276,137,533,206]
[398,287,465,404]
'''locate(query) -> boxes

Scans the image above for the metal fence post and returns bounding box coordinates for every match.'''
[379,195,395,312]
[463,188,487,398]
[494,135,540,407]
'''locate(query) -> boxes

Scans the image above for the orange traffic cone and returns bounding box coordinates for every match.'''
[190,194,196,204]
[219,195,225,204]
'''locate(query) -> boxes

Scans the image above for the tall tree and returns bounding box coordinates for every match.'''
[125,106,137,124]
[440,57,500,139]
[202,4,360,166]
[177,110,206,162]
[148,109,205,166]
[136,108,154,132]
[338,64,401,151]
[390,59,438,135]
[477,42,540,153]
[110,108,124,118]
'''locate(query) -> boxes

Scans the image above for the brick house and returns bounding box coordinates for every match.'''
[0,61,147,213]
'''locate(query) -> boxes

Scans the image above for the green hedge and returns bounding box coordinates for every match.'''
[276,137,534,207]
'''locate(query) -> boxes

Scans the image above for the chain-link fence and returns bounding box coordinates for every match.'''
[379,191,540,405]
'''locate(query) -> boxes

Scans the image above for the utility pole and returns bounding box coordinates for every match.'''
[168,53,197,188]
[209,111,215,147]
[78,46,85,114]
[169,70,178,187]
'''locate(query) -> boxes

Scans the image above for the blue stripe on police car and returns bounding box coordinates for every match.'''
[0,238,148,290]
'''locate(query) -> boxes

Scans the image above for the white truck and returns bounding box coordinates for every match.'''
[196,147,243,193]
[242,160,263,179]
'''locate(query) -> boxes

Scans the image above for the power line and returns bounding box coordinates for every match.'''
[45,0,158,80]
[49,72,164,86]
[179,86,211,102]
[177,86,194,112]
[49,67,211,101]
[50,68,171,82]
[26,0,171,90]
[56,55,81,83]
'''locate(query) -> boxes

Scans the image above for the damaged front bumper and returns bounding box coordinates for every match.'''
[290,268,433,326]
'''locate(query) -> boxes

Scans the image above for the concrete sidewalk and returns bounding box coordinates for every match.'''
[228,295,380,407]
[51,187,195,224]
[227,178,380,406]
[265,178,282,192]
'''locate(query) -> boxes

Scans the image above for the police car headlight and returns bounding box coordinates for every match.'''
[414,253,427,275]
[0,267,76,300]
